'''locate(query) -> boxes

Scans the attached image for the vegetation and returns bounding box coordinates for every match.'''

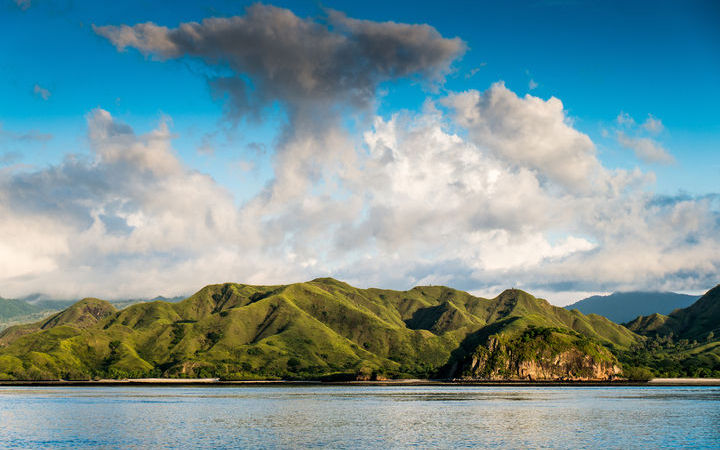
[1,280,717,381]
[626,285,720,341]
[456,325,620,380]
[621,284,720,378]
[0,279,642,381]
[618,332,720,378]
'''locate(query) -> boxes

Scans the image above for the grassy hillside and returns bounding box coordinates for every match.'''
[619,284,720,378]
[565,291,698,324]
[627,284,720,341]
[0,279,640,381]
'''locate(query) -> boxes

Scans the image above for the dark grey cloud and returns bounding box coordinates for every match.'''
[94,3,465,116]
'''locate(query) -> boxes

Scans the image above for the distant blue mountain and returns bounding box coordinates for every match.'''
[0,294,187,326]
[565,291,699,324]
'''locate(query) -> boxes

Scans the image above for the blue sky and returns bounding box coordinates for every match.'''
[1,0,718,303]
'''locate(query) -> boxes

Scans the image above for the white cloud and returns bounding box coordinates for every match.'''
[616,111,635,127]
[642,115,664,134]
[4,4,716,304]
[614,111,670,164]
[443,82,604,191]
[0,109,283,299]
[0,89,716,302]
[617,131,674,164]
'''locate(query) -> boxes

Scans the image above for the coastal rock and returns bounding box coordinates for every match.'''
[457,328,622,381]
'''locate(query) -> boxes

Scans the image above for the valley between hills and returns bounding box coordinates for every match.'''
[0,278,718,382]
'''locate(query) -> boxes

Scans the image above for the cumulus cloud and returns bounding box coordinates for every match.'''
[343,108,599,271]
[331,104,718,295]
[94,3,466,223]
[1,96,718,302]
[642,115,664,133]
[443,82,604,191]
[614,111,673,164]
[0,109,279,298]
[616,111,635,127]
[617,131,674,164]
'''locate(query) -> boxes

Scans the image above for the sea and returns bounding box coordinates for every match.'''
[0,385,718,448]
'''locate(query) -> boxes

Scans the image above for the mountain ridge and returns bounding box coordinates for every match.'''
[0,279,641,381]
[565,291,699,324]
[626,285,720,341]
[618,284,720,378]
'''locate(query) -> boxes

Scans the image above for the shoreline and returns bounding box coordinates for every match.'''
[1,378,719,387]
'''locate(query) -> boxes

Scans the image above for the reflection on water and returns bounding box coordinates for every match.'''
[0,386,718,448]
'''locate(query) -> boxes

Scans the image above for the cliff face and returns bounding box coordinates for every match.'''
[456,327,622,381]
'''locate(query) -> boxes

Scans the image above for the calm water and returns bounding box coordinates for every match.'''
[0,385,718,449]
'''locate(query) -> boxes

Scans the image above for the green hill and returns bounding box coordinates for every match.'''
[0,279,640,381]
[626,284,720,341]
[619,284,720,378]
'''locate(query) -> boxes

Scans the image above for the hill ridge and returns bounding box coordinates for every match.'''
[0,279,639,381]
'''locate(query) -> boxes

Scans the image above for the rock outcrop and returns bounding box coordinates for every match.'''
[456,327,622,381]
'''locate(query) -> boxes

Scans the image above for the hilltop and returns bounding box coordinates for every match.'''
[626,285,720,341]
[618,285,720,378]
[0,279,640,381]
[565,292,699,324]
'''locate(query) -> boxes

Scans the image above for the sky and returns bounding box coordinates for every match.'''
[1,0,719,305]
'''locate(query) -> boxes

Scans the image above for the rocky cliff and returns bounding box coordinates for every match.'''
[456,326,621,381]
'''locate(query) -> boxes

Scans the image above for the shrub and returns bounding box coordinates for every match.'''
[623,366,654,381]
